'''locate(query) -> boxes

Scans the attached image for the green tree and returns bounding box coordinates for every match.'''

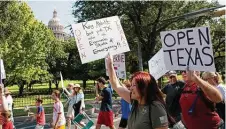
[0,2,55,95]
[209,17,225,72]
[72,1,216,72]
[64,38,106,88]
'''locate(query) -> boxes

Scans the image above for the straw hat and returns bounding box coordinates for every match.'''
[73,84,81,88]
[4,88,11,94]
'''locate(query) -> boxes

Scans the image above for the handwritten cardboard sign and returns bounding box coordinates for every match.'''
[105,53,126,79]
[160,26,215,71]
[71,16,130,64]
[148,49,168,80]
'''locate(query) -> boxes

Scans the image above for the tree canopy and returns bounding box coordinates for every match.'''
[72,1,219,72]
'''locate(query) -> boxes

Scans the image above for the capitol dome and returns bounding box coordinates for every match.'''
[48,9,65,40]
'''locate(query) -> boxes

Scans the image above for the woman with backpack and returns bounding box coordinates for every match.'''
[180,69,224,129]
[106,54,174,129]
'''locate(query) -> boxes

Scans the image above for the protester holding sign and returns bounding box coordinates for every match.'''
[180,69,224,129]
[63,83,75,129]
[106,53,175,129]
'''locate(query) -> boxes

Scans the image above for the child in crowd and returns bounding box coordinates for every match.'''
[2,111,13,129]
[35,98,45,129]
[51,90,66,129]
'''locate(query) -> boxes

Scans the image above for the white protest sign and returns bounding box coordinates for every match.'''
[160,26,215,71]
[105,53,126,79]
[0,59,6,80]
[71,16,130,64]
[148,49,168,80]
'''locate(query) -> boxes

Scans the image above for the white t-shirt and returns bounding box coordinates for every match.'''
[53,101,66,126]
[217,84,226,101]
[72,93,85,108]
[6,95,13,111]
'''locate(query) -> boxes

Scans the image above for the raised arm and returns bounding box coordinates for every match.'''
[187,70,222,103]
[106,53,131,103]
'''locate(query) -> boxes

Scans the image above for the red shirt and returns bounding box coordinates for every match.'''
[36,106,45,125]
[3,120,13,129]
[180,83,221,129]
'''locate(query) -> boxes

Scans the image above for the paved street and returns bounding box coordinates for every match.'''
[14,100,122,129]
[14,114,121,129]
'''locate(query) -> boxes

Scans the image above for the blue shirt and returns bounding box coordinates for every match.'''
[121,99,131,119]
[108,83,113,93]
[100,87,113,111]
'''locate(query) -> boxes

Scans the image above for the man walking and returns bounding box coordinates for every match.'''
[95,77,116,129]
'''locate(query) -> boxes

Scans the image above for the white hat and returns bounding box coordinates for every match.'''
[73,84,81,88]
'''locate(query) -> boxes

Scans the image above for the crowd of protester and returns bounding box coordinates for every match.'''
[0,54,225,129]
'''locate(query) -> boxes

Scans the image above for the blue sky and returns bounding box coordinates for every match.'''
[27,1,75,33]
[27,1,225,34]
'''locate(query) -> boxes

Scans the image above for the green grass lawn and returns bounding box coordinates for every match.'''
[13,103,95,117]
[7,80,96,93]
[5,80,96,109]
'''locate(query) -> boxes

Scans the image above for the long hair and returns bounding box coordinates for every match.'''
[130,71,175,126]
[130,72,165,105]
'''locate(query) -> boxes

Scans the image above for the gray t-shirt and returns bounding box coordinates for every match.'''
[128,101,168,129]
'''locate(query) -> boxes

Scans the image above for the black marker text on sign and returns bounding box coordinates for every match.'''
[161,27,215,71]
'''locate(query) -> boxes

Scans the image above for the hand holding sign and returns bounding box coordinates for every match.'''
[185,66,200,82]
[106,53,114,69]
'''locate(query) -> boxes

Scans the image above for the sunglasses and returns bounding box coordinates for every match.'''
[169,76,176,79]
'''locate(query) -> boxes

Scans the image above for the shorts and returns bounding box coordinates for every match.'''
[35,124,44,129]
[66,105,74,118]
[119,118,128,128]
[56,125,65,129]
[97,111,114,127]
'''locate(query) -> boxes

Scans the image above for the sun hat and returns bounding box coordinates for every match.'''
[4,88,11,94]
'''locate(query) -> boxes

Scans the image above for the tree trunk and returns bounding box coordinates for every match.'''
[49,80,52,93]
[83,80,87,89]
[18,80,26,96]
[28,82,32,92]
[137,41,143,71]
[54,80,59,89]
